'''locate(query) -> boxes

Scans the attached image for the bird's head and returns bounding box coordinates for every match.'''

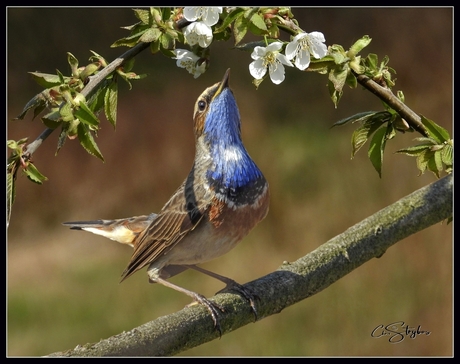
[192,68,240,142]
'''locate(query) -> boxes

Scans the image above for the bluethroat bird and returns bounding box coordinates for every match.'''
[63,69,269,333]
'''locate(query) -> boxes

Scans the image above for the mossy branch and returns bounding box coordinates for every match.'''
[46,174,452,357]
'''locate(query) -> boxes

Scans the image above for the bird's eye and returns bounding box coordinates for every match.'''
[198,100,206,111]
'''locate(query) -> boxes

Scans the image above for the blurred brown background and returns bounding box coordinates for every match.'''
[7,7,452,356]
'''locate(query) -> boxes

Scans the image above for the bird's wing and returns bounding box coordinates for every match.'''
[120,169,212,281]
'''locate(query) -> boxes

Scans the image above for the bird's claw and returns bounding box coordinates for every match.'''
[188,294,225,337]
[217,282,259,321]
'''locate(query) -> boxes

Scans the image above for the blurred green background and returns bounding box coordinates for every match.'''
[7,7,452,356]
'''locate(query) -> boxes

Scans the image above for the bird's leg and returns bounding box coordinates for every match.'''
[153,276,225,336]
[185,265,259,321]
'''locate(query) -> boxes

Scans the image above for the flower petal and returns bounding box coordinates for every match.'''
[309,32,327,59]
[311,41,327,59]
[276,53,294,67]
[309,31,325,43]
[193,22,212,36]
[285,40,298,60]
[266,41,283,52]
[201,7,222,26]
[249,59,267,79]
[269,63,285,84]
[183,7,200,22]
[251,46,267,60]
[292,32,307,43]
[295,55,310,71]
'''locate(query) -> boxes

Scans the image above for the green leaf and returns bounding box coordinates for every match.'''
[235,40,269,52]
[328,45,348,65]
[329,65,349,94]
[367,126,387,178]
[75,100,100,129]
[386,122,396,140]
[366,53,379,70]
[139,27,162,43]
[215,7,244,33]
[348,35,372,57]
[86,80,108,114]
[79,62,101,81]
[233,15,248,45]
[328,65,350,107]
[42,110,63,129]
[412,137,438,145]
[426,152,440,177]
[122,58,135,73]
[56,124,68,154]
[328,80,342,108]
[7,138,28,151]
[56,69,66,85]
[150,40,161,54]
[416,150,430,175]
[133,8,152,24]
[160,32,174,50]
[420,115,450,143]
[267,22,279,39]
[441,143,453,167]
[161,7,171,21]
[59,102,74,122]
[67,52,79,76]
[248,13,267,33]
[160,45,176,58]
[77,123,104,161]
[396,144,431,156]
[345,69,358,87]
[89,50,106,64]
[104,79,118,128]
[111,28,146,48]
[111,37,140,48]
[14,91,49,120]
[351,118,383,157]
[333,111,379,127]
[252,77,264,89]
[23,162,48,184]
[307,56,335,74]
[7,170,15,228]
[29,72,64,88]
[432,150,444,177]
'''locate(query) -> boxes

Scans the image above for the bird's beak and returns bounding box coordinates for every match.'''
[212,68,231,101]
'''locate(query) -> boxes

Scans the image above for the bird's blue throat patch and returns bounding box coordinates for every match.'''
[203,88,265,203]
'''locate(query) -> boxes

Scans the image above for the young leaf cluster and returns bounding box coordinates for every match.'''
[7,138,48,227]
[328,47,451,178]
[112,8,183,57]
[396,116,453,177]
[12,50,147,160]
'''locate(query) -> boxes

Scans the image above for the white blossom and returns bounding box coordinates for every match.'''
[285,32,327,70]
[183,7,222,48]
[183,22,213,48]
[249,42,293,85]
[173,49,206,78]
[183,7,222,26]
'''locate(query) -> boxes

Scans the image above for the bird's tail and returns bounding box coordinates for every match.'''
[63,213,157,247]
